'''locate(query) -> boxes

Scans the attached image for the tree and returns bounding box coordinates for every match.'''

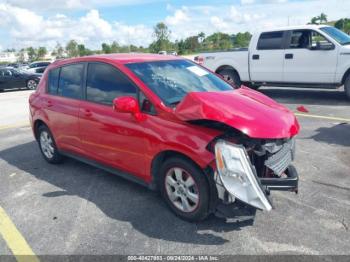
[102,43,112,54]
[150,22,171,53]
[37,47,47,59]
[233,32,252,47]
[309,13,328,25]
[335,18,350,34]
[52,43,64,59]
[319,13,328,24]
[65,40,79,57]
[16,49,26,63]
[27,47,37,62]
[110,41,120,53]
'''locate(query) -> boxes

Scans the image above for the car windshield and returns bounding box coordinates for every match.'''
[320,27,350,45]
[126,60,234,106]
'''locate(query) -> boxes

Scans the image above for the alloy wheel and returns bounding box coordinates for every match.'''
[40,131,54,159]
[27,80,37,90]
[165,167,200,213]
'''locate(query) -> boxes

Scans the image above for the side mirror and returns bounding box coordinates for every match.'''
[112,96,146,121]
[312,41,335,51]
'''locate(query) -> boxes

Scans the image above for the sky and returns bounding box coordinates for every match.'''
[0,0,349,51]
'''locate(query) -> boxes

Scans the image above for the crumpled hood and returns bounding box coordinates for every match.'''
[175,87,300,139]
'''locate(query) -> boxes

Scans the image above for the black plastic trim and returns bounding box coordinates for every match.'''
[260,165,298,193]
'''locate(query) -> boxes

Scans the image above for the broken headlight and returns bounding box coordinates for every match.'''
[215,140,272,211]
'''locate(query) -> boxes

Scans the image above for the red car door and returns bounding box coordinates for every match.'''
[78,62,148,180]
[43,63,85,154]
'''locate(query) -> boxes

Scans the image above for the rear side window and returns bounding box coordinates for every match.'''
[48,68,60,95]
[58,64,84,99]
[257,31,284,50]
[86,63,137,105]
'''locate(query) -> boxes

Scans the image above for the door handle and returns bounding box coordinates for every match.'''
[285,53,293,59]
[84,109,92,117]
[252,54,260,60]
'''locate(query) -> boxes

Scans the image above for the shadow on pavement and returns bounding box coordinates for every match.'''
[259,87,349,106]
[0,141,256,245]
[309,123,350,147]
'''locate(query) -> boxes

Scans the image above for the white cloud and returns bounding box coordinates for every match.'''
[0,4,154,49]
[165,7,190,26]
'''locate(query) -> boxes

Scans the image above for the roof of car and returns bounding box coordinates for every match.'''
[258,24,331,33]
[51,53,182,67]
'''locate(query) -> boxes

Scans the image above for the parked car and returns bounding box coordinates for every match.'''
[26,61,51,74]
[29,54,300,221]
[7,63,29,69]
[196,25,350,99]
[158,51,167,55]
[0,68,41,91]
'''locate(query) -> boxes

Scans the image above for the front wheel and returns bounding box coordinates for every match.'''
[345,74,350,100]
[218,69,241,88]
[159,157,210,222]
[27,79,38,90]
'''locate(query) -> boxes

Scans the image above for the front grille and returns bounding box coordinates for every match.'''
[264,138,295,176]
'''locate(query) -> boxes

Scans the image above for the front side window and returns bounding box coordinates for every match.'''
[86,63,137,105]
[289,30,332,49]
[257,31,284,50]
[48,68,60,95]
[126,60,233,106]
[58,63,84,99]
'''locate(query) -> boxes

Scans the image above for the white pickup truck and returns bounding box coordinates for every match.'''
[197,25,350,99]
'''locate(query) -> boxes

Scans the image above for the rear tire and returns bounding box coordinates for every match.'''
[218,69,241,88]
[159,157,210,222]
[27,79,38,90]
[345,74,350,100]
[37,125,63,164]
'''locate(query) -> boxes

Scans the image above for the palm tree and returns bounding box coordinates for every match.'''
[318,13,328,24]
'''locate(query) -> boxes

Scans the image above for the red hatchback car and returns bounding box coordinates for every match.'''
[29,54,300,221]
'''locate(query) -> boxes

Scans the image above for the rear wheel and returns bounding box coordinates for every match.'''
[27,79,38,90]
[345,74,350,100]
[159,157,210,222]
[37,125,63,164]
[218,69,241,88]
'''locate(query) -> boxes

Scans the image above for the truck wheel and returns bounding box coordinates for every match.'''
[159,157,210,222]
[218,69,241,88]
[345,74,350,100]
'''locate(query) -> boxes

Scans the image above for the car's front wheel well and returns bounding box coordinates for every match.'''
[342,68,350,85]
[151,150,206,190]
[216,65,240,78]
[33,119,47,141]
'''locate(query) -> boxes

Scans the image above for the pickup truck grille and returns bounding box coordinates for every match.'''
[264,138,295,176]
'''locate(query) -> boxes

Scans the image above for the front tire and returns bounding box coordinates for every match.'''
[345,74,350,100]
[27,79,38,90]
[159,157,210,222]
[38,125,63,164]
[218,69,241,88]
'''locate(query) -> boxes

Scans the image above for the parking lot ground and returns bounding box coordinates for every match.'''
[0,88,349,256]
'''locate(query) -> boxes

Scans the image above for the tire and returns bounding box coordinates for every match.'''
[37,125,63,164]
[218,69,241,88]
[26,79,38,90]
[345,74,350,100]
[159,157,210,222]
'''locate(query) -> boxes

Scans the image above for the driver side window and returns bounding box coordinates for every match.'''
[289,30,331,49]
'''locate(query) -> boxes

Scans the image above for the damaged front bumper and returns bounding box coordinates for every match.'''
[214,140,298,216]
